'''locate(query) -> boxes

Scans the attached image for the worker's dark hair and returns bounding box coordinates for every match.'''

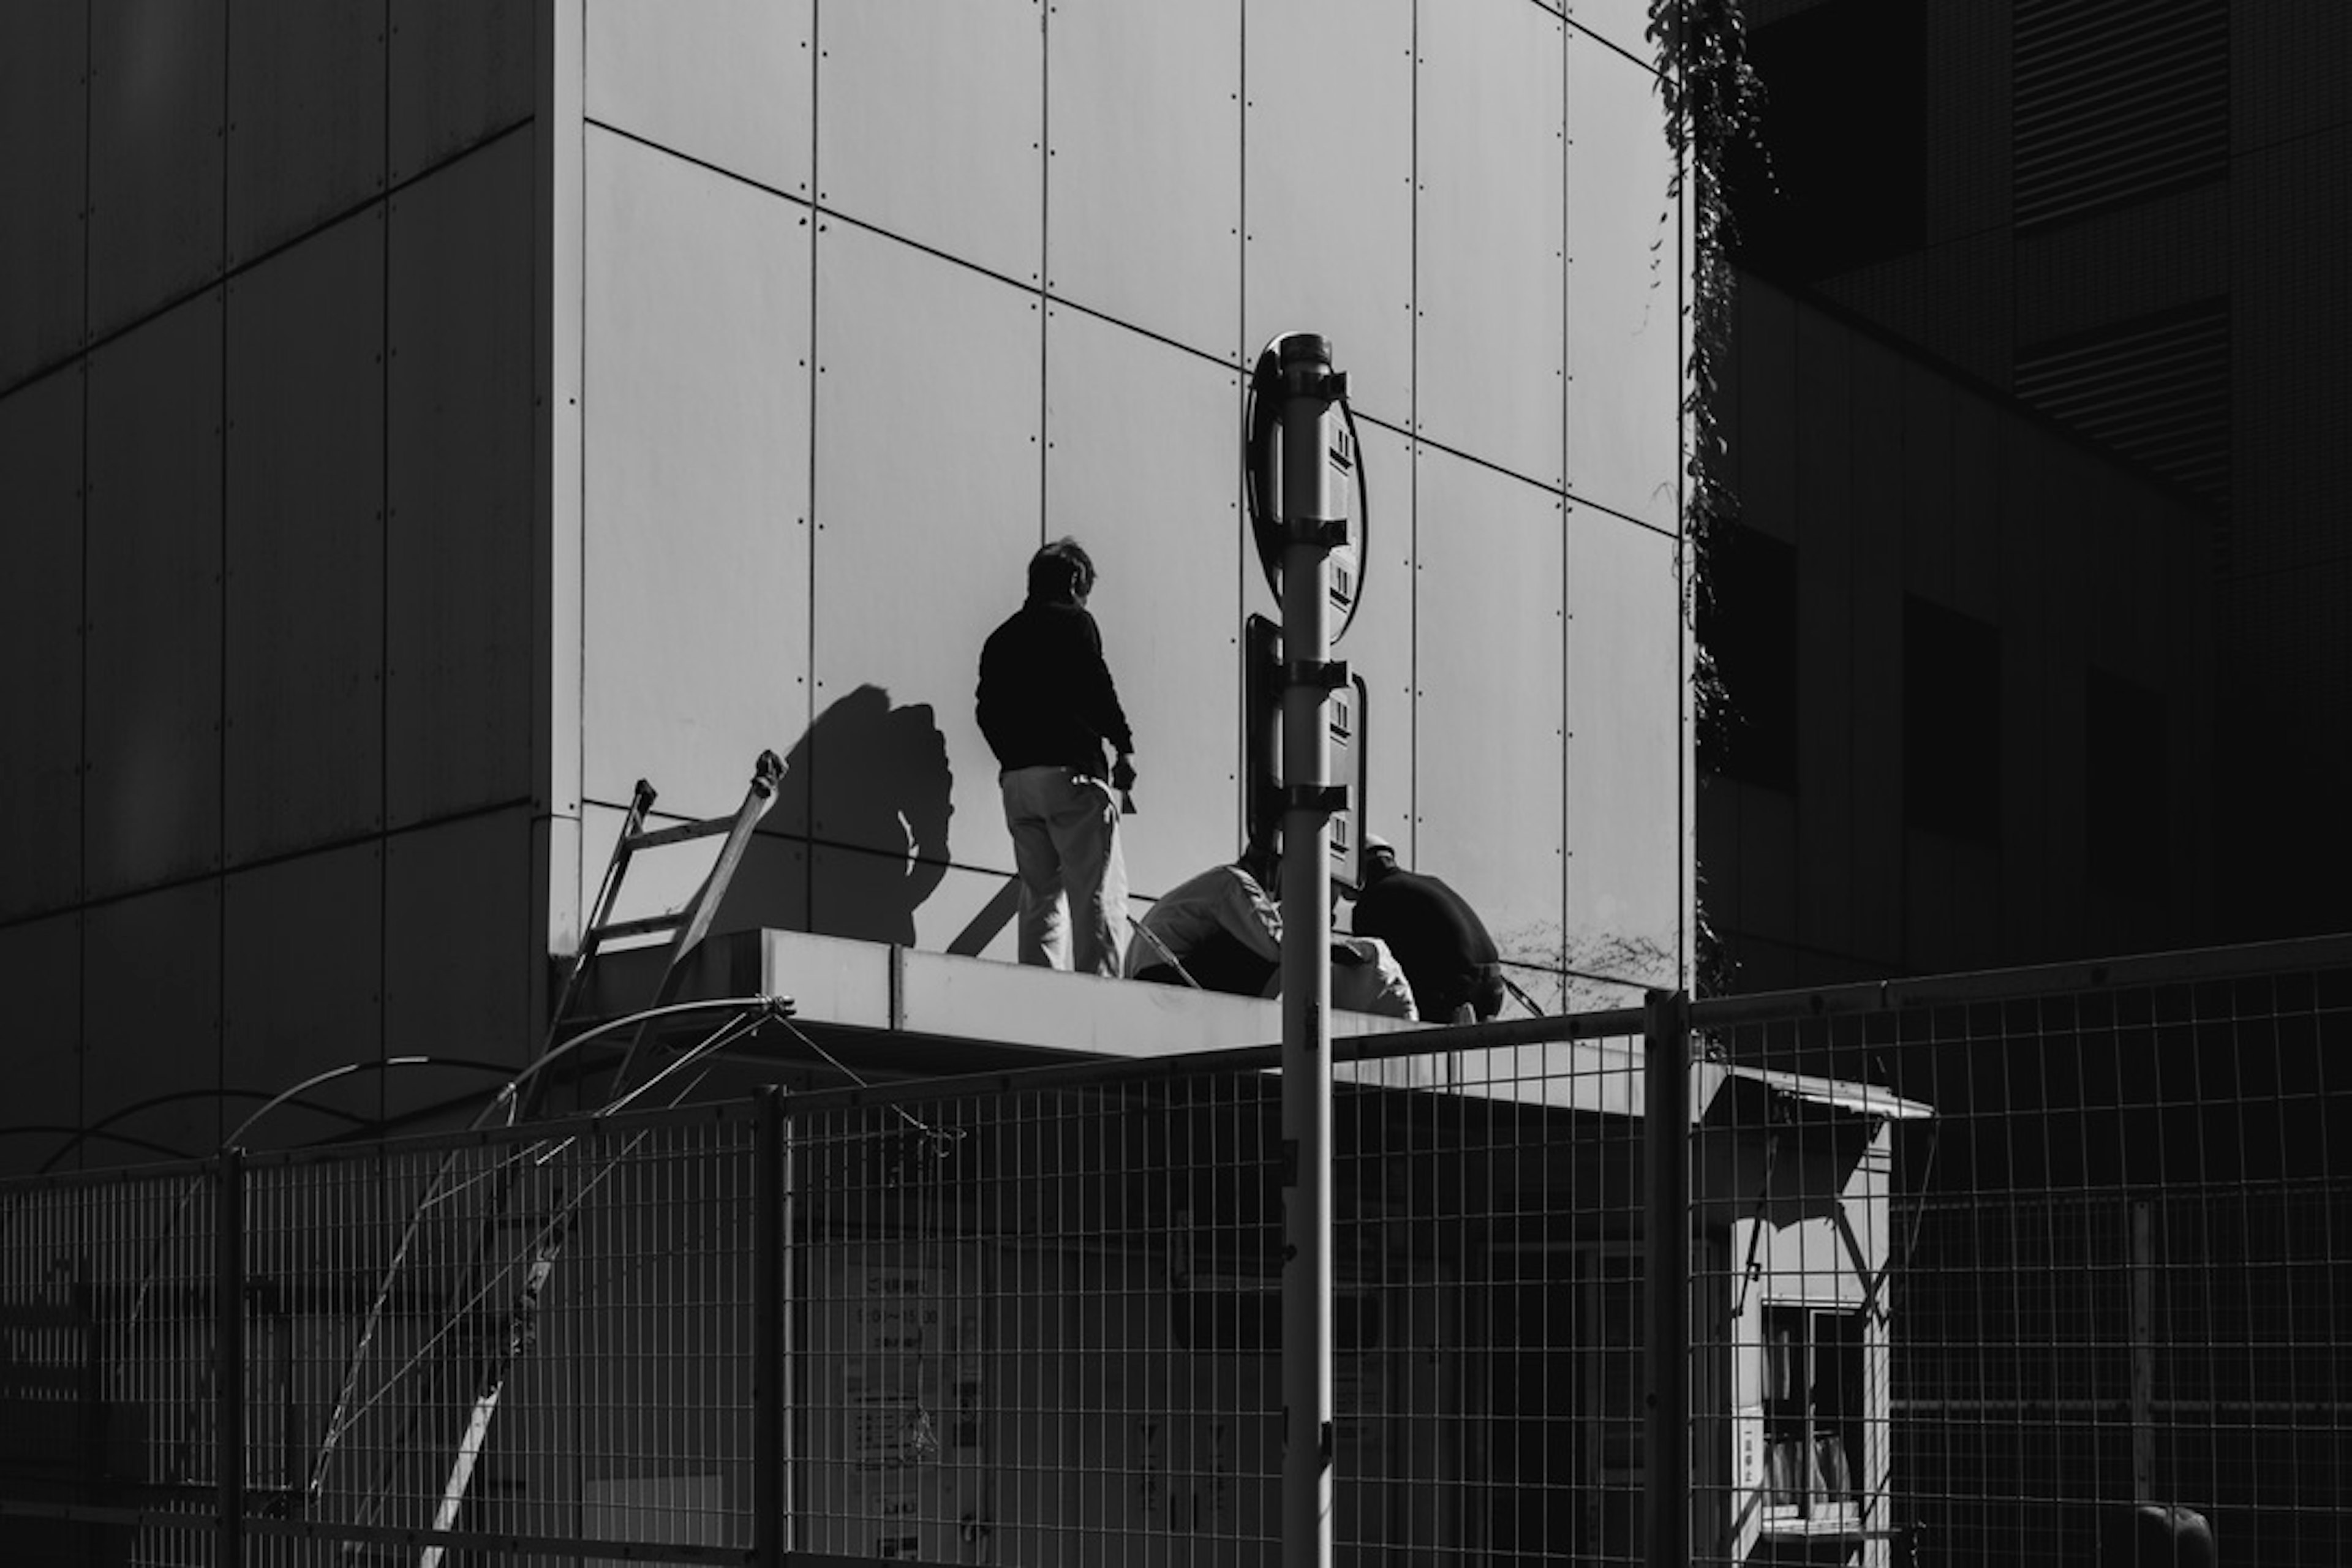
[1027,537,1096,603]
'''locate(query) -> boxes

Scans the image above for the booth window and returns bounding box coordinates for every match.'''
[1762,1304,1865,1523]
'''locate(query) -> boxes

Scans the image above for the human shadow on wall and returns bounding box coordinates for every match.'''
[715,684,956,948]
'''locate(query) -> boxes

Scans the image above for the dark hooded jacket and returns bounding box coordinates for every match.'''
[976,597,1134,777]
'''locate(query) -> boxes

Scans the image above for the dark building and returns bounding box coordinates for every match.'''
[1704,0,2350,986]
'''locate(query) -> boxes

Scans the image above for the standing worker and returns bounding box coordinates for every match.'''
[1126,843,1284,996]
[1346,834,1506,1022]
[976,537,1137,975]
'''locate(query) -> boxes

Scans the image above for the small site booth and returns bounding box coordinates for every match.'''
[611,932,1931,1567]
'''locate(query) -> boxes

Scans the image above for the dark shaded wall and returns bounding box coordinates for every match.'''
[1702,277,2215,987]
[1726,0,2352,949]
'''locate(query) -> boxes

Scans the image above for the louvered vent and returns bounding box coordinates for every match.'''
[2012,0,2229,230]
[2013,298,2231,513]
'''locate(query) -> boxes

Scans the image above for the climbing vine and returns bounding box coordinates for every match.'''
[1648,0,1765,995]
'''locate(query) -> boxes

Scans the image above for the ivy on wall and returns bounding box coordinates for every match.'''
[1647,0,1765,994]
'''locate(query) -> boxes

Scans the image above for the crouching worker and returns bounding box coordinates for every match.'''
[1348,833,1504,1023]
[1126,843,1283,996]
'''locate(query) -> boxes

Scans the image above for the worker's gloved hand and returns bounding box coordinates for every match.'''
[1111,755,1137,815]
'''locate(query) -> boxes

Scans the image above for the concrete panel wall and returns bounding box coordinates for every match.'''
[1047,1,1240,358]
[225,0,386,267]
[560,0,1692,1003]
[0,917,81,1167]
[582,126,813,819]
[1412,449,1567,971]
[388,130,537,827]
[816,2,1044,287]
[223,209,386,862]
[222,843,385,1145]
[0,370,84,921]
[389,0,533,182]
[1243,0,1417,430]
[5,1,1692,1163]
[0,4,545,1172]
[1566,511,1684,982]
[83,881,224,1163]
[88,0,224,341]
[1416,0,1566,488]
[1566,24,1682,529]
[1046,311,1247,900]
[807,224,1038,869]
[583,0,811,198]
[85,293,225,898]
[0,4,88,387]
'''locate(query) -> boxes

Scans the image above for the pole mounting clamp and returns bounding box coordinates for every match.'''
[1282,785,1351,816]
[1283,658,1349,692]
[1282,516,1351,551]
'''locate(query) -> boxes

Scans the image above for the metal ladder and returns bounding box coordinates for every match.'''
[407,750,791,1562]
[537,747,788,1110]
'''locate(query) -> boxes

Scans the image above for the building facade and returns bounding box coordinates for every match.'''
[0,0,1696,1172]
[1712,0,2348,968]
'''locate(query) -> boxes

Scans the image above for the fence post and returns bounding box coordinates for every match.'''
[1644,990,1691,1568]
[755,1087,788,1566]
[217,1146,244,1564]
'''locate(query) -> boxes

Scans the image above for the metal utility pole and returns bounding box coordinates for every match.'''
[1253,331,1355,1568]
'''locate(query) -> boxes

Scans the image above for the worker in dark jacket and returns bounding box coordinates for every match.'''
[1347,834,1504,1022]
[976,537,1136,975]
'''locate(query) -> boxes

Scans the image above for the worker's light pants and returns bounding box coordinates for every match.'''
[1000,766,1128,976]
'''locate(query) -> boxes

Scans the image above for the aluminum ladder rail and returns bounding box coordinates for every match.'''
[537,747,786,1115]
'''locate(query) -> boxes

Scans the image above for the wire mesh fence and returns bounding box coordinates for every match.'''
[0,935,2343,1566]
[1694,939,2351,1567]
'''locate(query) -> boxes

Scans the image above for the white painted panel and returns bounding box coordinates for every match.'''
[1412,447,1565,971]
[388,135,536,826]
[582,128,814,821]
[812,223,1039,883]
[813,845,1006,956]
[86,293,225,898]
[89,0,224,341]
[1047,308,1244,899]
[775,682,954,939]
[1563,510,1682,989]
[386,809,535,1094]
[85,880,224,1162]
[224,208,386,862]
[1046,0,1239,358]
[1416,0,1566,488]
[1243,417,1418,852]
[817,0,1042,285]
[224,844,384,1148]
[1566,1,1656,60]
[389,0,533,182]
[0,4,88,386]
[1564,28,1682,527]
[1245,0,1414,426]
[0,915,81,1175]
[908,862,1022,962]
[586,0,812,197]
[705,829,812,939]
[0,371,83,920]
[225,0,386,266]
